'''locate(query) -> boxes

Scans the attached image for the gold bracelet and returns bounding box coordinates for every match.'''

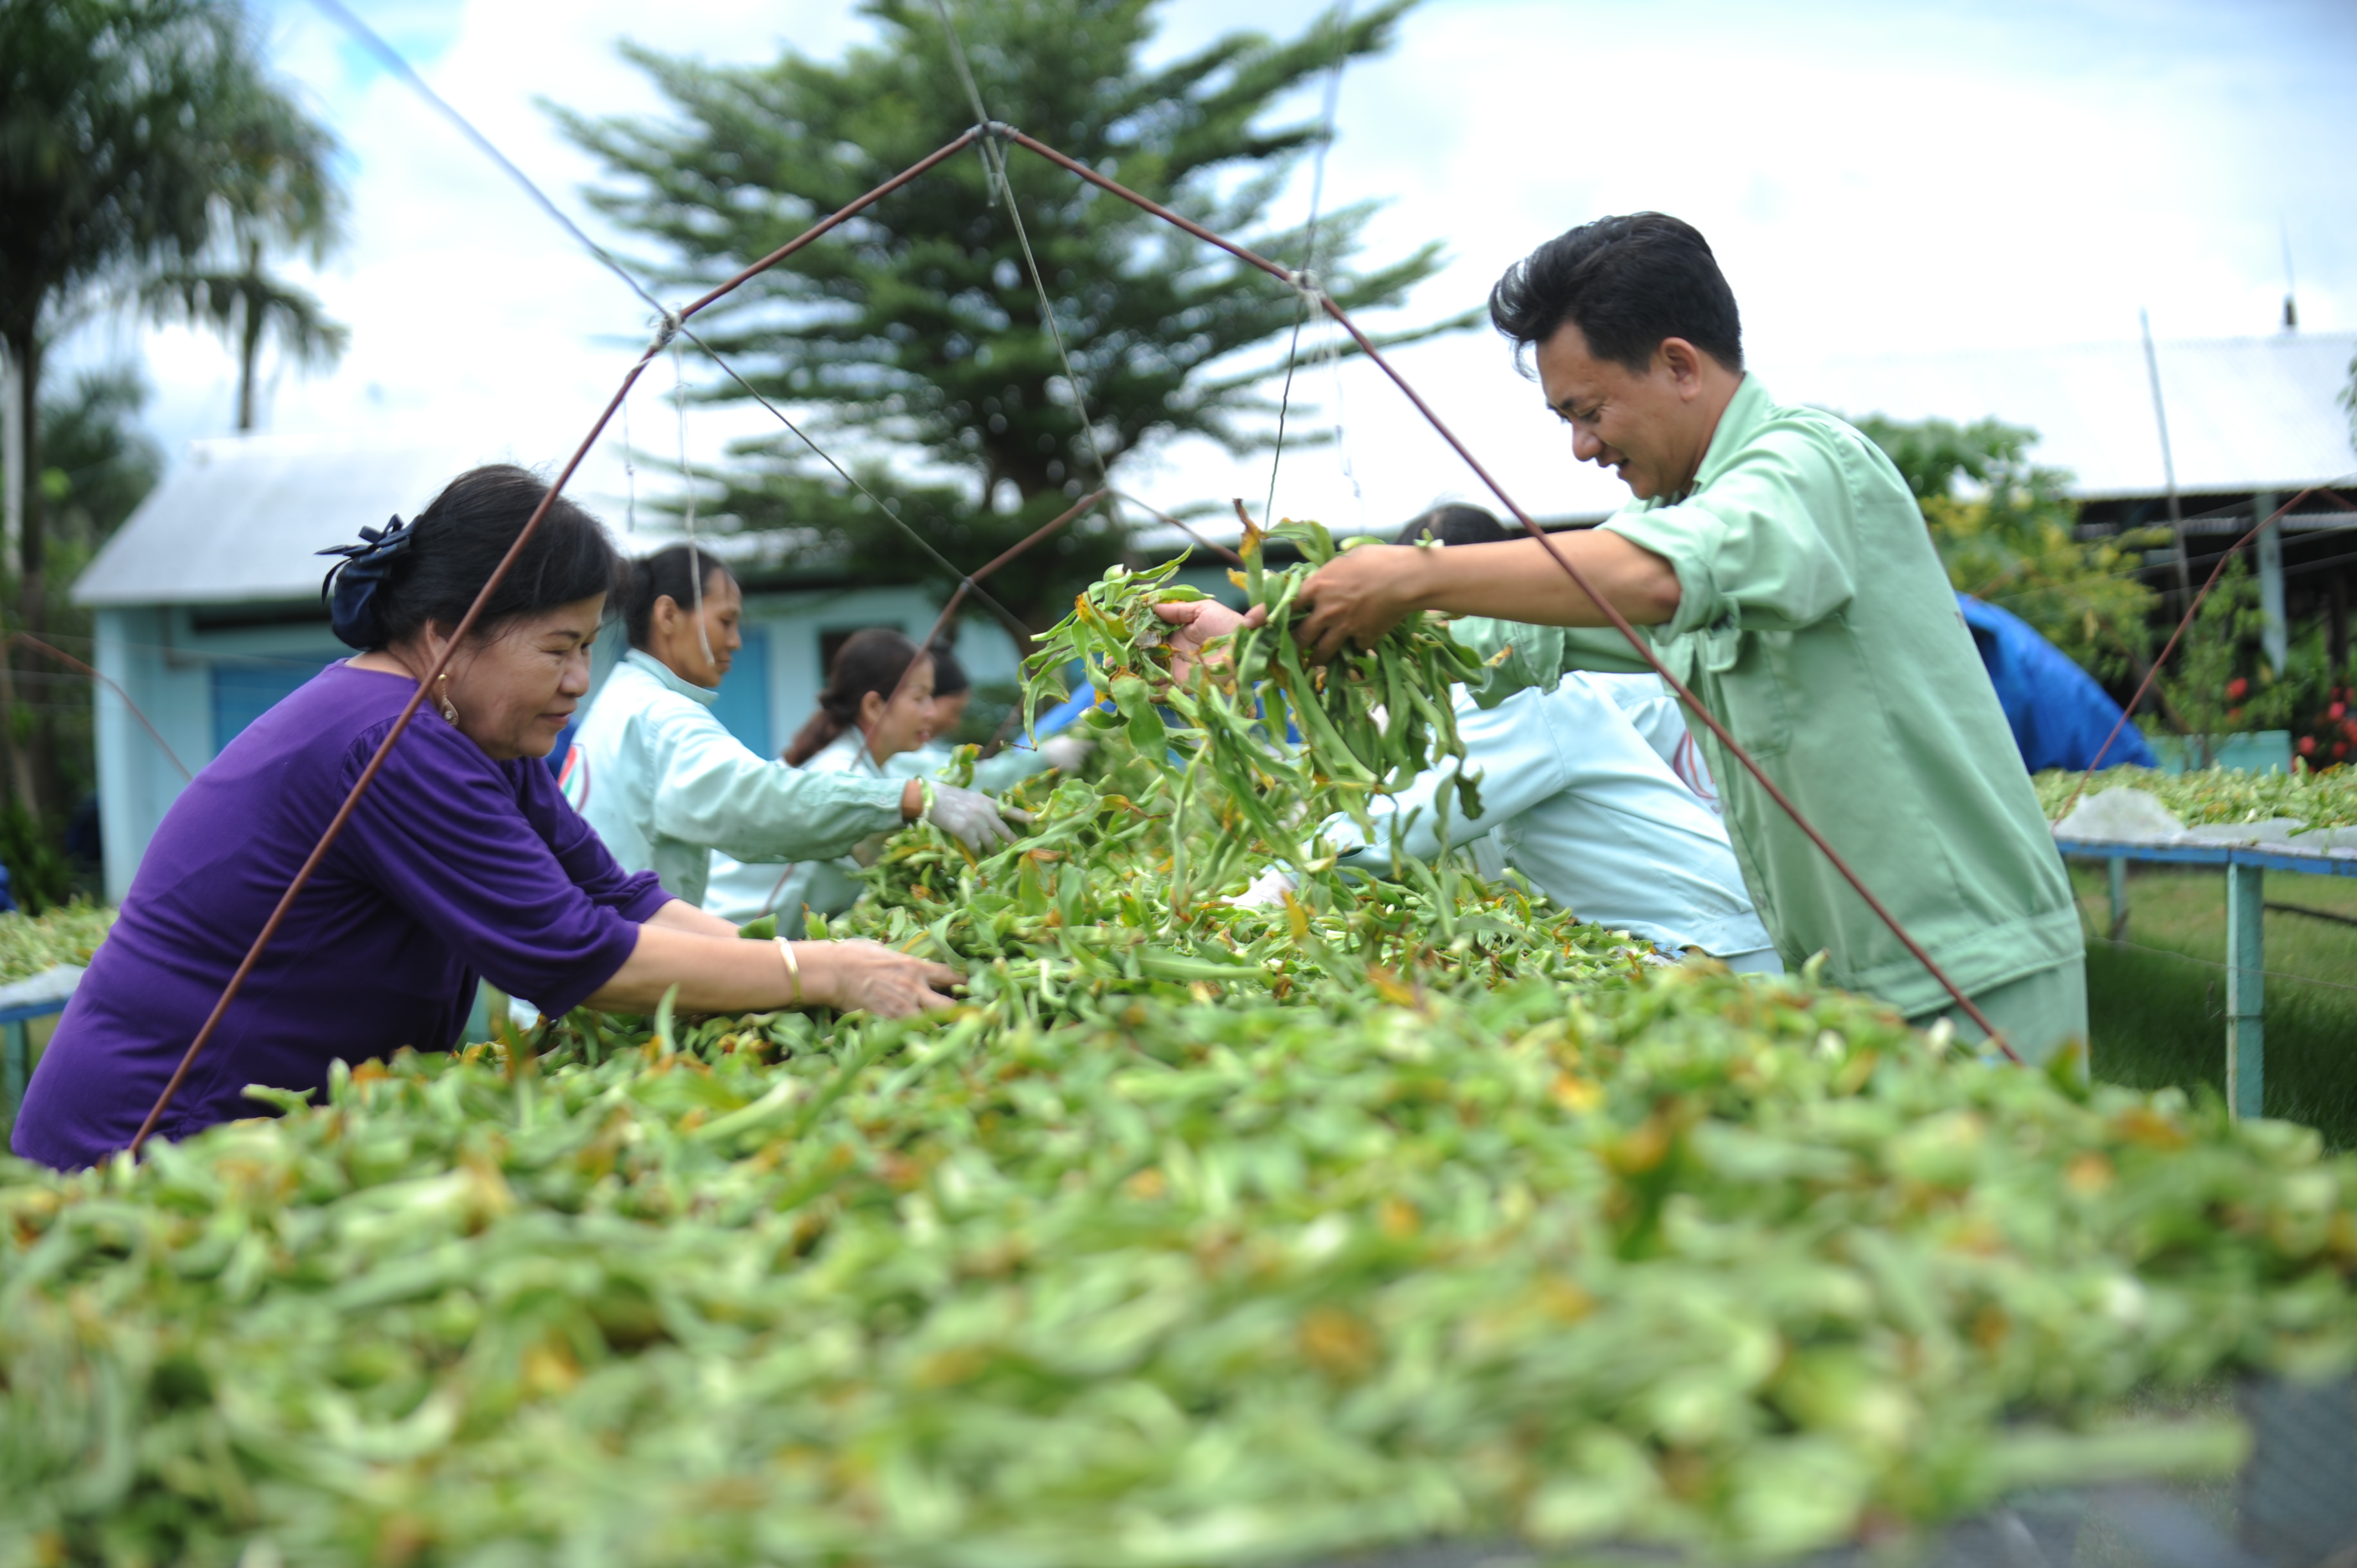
[774,936,802,1004]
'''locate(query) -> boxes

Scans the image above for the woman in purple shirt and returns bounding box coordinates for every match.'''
[13,465,956,1169]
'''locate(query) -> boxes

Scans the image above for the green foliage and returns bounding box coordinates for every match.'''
[1853,413,2157,684]
[2154,557,2296,758]
[0,803,77,913]
[139,69,348,431]
[0,366,160,895]
[1,0,341,819]
[558,0,1456,626]
[8,582,2357,1560]
[2036,763,2357,831]
[0,899,112,978]
[35,364,159,549]
[7,960,2350,1561]
[2341,349,2355,450]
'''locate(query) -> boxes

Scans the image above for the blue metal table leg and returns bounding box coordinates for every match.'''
[2107,857,2128,943]
[2226,860,2265,1120]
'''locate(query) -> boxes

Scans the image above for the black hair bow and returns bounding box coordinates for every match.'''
[318,515,416,650]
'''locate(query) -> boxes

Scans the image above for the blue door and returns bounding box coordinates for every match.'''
[212,654,341,752]
[709,626,772,758]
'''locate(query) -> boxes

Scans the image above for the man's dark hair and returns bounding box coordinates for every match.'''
[625,544,736,649]
[1488,213,1743,376]
[373,465,624,647]
[1394,503,1514,548]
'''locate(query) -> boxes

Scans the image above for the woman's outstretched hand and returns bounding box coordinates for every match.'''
[801,940,963,1018]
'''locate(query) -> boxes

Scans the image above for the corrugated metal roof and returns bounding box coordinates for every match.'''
[74,435,492,608]
[71,432,671,608]
[1778,332,2357,501]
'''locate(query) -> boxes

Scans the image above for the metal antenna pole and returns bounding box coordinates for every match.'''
[2140,308,2193,606]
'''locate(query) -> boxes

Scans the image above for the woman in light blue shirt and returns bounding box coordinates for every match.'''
[705,629,957,929]
[566,547,1013,908]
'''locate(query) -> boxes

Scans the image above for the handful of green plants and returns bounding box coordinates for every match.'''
[1028,523,1485,889]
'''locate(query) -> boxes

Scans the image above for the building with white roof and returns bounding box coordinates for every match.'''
[73,434,1020,900]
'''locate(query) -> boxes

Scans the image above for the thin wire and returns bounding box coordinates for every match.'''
[12,633,191,781]
[674,324,1038,648]
[670,338,716,669]
[2081,919,2357,998]
[1263,2,1353,527]
[1110,489,1247,567]
[999,127,2024,1059]
[303,0,668,321]
[2063,486,2327,817]
[310,0,1024,643]
[621,387,637,534]
[926,0,1118,513]
[127,128,990,1156]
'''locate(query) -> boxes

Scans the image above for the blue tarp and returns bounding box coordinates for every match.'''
[1956,593,2157,772]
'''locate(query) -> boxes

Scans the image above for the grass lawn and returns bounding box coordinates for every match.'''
[2072,862,2357,1146]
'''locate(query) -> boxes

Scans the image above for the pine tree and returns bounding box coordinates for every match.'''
[559,0,1460,628]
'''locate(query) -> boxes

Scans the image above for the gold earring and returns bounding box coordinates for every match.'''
[438,670,459,725]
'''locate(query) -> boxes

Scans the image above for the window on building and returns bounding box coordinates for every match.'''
[210,654,342,752]
[711,625,771,757]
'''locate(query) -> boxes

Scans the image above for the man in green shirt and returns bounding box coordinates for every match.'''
[1164,213,2085,1061]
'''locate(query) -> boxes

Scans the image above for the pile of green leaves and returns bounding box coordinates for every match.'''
[2037,765,2357,833]
[8,966,2351,1566]
[0,901,113,984]
[9,528,2357,1564]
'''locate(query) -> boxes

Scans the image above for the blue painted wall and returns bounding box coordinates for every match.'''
[210,655,341,751]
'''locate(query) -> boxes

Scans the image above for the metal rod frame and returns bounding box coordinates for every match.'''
[131,116,2050,1152]
[128,130,985,1154]
[998,126,2019,1057]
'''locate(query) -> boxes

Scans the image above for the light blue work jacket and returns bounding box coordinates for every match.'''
[1325,675,1773,959]
[564,651,902,909]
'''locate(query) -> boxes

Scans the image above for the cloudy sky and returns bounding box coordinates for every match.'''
[60,0,2357,535]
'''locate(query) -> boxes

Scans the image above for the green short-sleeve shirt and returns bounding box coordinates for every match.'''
[1452,376,2082,1021]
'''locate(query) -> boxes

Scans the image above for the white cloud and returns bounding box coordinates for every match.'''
[53,0,2357,542]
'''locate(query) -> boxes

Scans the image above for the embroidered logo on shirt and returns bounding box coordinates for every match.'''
[558,746,588,809]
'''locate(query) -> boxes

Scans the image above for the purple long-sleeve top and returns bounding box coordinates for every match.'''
[12,662,670,1169]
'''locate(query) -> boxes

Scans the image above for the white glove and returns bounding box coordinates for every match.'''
[928,781,1021,852]
[1234,865,1297,908]
[1039,735,1093,772]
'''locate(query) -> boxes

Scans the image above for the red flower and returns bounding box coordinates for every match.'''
[2333,702,2349,720]
[2339,741,2353,760]
[2299,735,2318,755]
[2226,678,2249,701]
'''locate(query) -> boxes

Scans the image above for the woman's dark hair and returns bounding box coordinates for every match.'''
[926,639,970,699]
[625,544,737,649]
[367,465,623,649]
[1488,213,1743,376]
[1394,503,1514,548]
[784,628,929,766]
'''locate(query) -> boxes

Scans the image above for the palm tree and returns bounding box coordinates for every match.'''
[146,241,348,432]
[0,0,342,817]
[143,84,348,431]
